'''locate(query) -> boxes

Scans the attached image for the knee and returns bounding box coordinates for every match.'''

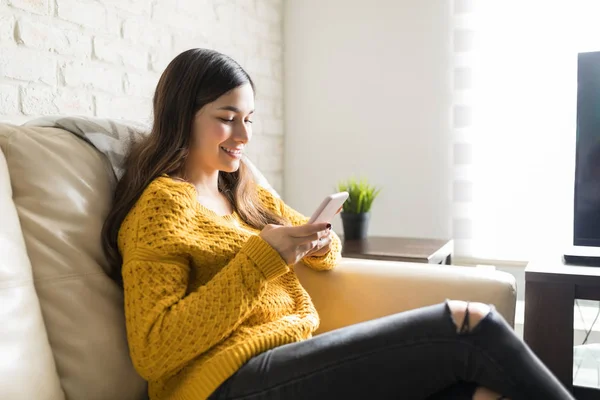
[447,300,492,333]
[473,386,508,400]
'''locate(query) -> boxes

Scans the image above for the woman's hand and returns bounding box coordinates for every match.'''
[260,223,331,265]
[306,234,333,257]
[306,206,342,257]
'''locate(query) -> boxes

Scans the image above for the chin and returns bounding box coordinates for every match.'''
[220,161,241,173]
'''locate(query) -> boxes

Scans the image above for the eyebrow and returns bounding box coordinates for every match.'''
[217,106,254,114]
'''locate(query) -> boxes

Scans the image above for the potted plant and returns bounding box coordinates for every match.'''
[336,177,381,240]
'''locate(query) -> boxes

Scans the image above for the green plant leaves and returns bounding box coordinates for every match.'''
[336,177,381,214]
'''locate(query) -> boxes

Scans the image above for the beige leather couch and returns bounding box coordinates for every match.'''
[0,122,517,400]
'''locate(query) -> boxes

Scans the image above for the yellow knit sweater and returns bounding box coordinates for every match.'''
[118,176,341,400]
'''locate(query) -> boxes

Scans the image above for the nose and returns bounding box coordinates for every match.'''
[233,120,251,144]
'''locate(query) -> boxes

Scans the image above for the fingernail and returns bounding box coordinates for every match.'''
[326,223,332,230]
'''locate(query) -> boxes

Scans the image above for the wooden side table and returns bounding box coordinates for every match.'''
[341,236,454,265]
[524,257,600,400]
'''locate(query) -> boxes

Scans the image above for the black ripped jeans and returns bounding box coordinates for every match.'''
[208,302,574,400]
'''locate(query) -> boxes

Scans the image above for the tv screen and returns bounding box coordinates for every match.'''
[574,51,600,246]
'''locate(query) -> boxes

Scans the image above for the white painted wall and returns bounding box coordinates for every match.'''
[284,0,453,238]
[0,0,284,192]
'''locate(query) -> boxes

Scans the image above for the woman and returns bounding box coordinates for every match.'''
[102,48,574,400]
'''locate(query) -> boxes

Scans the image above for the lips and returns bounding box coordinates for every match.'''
[221,146,243,159]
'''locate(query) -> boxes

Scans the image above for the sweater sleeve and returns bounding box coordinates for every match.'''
[257,186,342,271]
[120,185,289,381]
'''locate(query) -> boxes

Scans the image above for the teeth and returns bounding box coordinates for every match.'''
[221,146,242,154]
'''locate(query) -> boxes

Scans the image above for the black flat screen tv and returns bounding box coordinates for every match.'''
[574,51,600,247]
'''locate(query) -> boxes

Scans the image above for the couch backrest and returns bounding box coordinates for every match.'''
[0,146,65,400]
[0,124,147,400]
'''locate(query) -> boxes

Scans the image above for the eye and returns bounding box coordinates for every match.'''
[245,119,253,124]
[219,117,234,123]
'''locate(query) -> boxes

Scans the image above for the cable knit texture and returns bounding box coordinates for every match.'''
[117,176,341,400]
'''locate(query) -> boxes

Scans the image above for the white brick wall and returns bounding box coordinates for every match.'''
[0,0,284,193]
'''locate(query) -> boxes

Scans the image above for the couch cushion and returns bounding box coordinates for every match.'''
[0,124,147,400]
[0,146,65,400]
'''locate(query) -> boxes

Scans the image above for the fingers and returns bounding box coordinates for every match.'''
[264,223,329,241]
[314,235,332,250]
[261,223,332,264]
[290,222,330,238]
[292,229,331,246]
[304,235,332,257]
[299,241,316,256]
[266,223,333,264]
[286,224,331,247]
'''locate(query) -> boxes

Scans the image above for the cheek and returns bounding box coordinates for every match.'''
[195,120,230,149]
[206,121,230,145]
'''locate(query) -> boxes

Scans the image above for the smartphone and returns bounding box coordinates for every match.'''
[307,192,349,224]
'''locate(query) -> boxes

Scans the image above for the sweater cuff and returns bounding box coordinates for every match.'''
[241,235,289,280]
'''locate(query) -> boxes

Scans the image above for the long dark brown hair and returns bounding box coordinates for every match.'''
[102,48,286,282]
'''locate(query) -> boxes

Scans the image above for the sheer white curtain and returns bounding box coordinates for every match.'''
[452,1,600,262]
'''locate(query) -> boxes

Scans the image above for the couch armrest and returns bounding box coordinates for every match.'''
[295,257,517,334]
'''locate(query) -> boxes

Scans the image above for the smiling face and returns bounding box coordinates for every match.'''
[188,83,255,174]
